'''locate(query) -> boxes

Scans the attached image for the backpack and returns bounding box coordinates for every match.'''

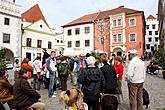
[58,63,70,76]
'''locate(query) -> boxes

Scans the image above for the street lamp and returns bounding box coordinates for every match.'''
[96,19,105,52]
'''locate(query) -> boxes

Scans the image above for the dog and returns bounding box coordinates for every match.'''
[143,88,150,109]
[59,88,88,110]
[100,93,119,110]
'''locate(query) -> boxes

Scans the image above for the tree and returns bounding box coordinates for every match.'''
[0,49,6,71]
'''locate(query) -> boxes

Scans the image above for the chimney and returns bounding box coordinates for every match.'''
[119,5,124,8]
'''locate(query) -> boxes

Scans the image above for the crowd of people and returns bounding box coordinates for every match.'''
[0,49,146,110]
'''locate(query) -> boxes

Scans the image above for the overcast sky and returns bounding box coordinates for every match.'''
[16,0,158,32]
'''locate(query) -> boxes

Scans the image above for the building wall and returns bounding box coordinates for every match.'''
[63,23,94,56]
[158,0,165,51]
[22,20,56,61]
[125,13,145,57]
[0,0,21,62]
[145,18,159,52]
[109,13,127,57]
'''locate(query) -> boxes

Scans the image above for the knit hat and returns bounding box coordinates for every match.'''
[86,56,96,66]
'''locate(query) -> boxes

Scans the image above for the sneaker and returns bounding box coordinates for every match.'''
[53,92,57,95]
[51,95,56,98]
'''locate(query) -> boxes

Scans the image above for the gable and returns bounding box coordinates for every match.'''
[24,19,54,35]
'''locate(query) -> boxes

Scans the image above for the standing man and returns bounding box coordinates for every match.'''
[46,51,57,98]
[125,50,146,110]
[42,48,50,66]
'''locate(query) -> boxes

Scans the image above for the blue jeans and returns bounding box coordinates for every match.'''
[76,71,82,89]
[48,71,56,97]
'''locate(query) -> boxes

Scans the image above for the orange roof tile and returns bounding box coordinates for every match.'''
[21,4,49,26]
[62,7,142,27]
[147,15,156,19]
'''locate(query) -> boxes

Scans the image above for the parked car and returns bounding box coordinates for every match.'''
[5,60,13,69]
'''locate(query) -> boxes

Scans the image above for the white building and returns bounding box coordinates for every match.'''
[54,32,65,54]
[62,23,94,56]
[145,15,159,53]
[0,0,21,62]
[21,4,56,61]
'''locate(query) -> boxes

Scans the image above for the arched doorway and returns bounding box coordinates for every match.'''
[4,48,14,62]
[113,47,123,56]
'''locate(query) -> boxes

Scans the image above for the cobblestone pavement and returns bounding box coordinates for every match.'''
[8,63,165,110]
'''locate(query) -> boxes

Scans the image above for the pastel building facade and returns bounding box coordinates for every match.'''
[0,0,21,62]
[145,15,159,53]
[63,6,145,57]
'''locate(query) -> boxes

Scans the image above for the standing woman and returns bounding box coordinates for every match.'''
[114,56,124,103]
[33,55,42,91]
[13,59,19,80]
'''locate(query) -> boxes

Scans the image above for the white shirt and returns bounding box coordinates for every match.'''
[125,56,146,83]
[33,60,42,74]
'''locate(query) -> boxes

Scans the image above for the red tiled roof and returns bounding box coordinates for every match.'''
[21,4,48,26]
[62,7,142,27]
[147,15,156,19]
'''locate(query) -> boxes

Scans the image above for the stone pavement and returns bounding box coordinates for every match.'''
[8,66,165,110]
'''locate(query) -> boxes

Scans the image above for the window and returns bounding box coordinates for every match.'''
[129,18,136,26]
[37,40,42,48]
[148,37,152,42]
[40,25,42,28]
[4,18,10,25]
[129,33,136,42]
[48,41,52,49]
[61,40,63,43]
[75,41,80,47]
[113,35,117,42]
[75,28,80,35]
[85,40,90,47]
[67,29,72,36]
[155,31,158,35]
[3,33,10,43]
[57,40,59,43]
[113,20,117,27]
[155,37,159,42]
[146,25,149,29]
[26,53,31,61]
[149,31,152,35]
[146,44,150,49]
[85,27,90,34]
[68,41,72,48]
[118,19,122,26]
[118,34,122,42]
[26,38,31,47]
[152,24,156,29]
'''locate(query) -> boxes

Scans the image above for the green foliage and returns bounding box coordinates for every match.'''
[0,49,6,71]
[155,49,165,70]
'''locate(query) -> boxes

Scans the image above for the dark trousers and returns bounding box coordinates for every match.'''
[33,74,41,90]
[128,82,143,110]
[84,99,100,110]
[59,75,68,91]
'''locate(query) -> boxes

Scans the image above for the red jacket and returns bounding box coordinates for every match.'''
[114,63,124,80]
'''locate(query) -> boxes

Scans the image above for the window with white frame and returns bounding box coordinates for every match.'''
[129,18,136,26]
[113,20,117,27]
[129,33,136,42]
[113,35,117,42]
[85,27,90,34]
[118,19,122,26]
[118,34,122,42]
[113,34,123,42]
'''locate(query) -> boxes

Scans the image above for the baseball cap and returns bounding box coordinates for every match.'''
[129,49,137,54]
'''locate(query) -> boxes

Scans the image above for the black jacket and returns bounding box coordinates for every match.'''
[100,63,118,92]
[78,67,105,102]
